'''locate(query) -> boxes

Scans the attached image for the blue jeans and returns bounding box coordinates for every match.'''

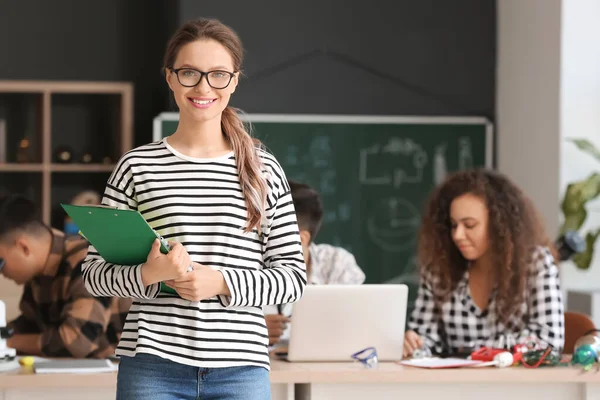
[116,353,271,400]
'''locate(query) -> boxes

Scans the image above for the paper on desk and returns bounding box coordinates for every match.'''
[34,359,117,374]
[398,357,484,369]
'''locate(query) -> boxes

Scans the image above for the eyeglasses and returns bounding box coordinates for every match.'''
[0,258,5,274]
[171,68,236,89]
[351,347,378,368]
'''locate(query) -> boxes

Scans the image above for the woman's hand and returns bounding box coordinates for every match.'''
[141,240,192,286]
[164,263,230,302]
[403,330,424,359]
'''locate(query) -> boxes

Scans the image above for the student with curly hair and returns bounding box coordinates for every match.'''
[403,169,564,358]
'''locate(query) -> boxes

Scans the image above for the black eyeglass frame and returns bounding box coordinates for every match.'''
[170,68,236,89]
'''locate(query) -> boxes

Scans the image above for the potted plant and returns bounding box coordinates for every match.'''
[560,139,600,269]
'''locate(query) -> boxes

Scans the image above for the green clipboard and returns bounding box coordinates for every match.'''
[61,203,178,295]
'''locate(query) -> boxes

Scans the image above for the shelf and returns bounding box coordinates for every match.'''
[0,81,133,94]
[0,80,132,226]
[0,163,44,172]
[51,164,116,172]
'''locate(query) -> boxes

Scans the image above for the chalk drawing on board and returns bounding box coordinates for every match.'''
[308,136,332,168]
[324,210,337,224]
[367,197,420,252]
[359,144,390,185]
[286,145,299,166]
[319,170,336,196]
[458,137,473,170]
[338,202,351,222]
[434,143,448,185]
[359,138,428,188]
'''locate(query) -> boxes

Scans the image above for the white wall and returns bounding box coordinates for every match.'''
[498,0,600,294]
[559,0,600,291]
[496,0,563,237]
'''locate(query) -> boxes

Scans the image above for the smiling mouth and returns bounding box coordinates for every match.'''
[189,98,216,105]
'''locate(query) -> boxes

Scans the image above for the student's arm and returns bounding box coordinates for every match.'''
[7,284,43,354]
[81,158,160,300]
[407,272,445,354]
[217,182,307,308]
[39,266,116,358]
[8,284,40,335]
[520,247,565,350]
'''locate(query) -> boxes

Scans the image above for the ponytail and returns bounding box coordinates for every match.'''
[221,107,268,233]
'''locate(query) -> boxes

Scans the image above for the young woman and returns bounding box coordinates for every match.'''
[82,18,306,399]
[403,169,564,358]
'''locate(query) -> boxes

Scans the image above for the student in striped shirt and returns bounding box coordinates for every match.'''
[81,18,306,400]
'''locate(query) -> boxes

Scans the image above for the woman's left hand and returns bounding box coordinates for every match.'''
[164,263,230,301]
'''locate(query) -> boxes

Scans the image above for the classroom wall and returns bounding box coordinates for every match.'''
[497,0,600,294]
[496,0,562,236]
[178,0,497,118]
[559,0,600,291]
[0,0,178,147]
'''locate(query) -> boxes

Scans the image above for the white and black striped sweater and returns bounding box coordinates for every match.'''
[82,139,307,370]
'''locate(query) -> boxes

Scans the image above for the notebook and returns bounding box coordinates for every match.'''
[61,204,177,295]
[398,358,483,369]
[34,359,117,374]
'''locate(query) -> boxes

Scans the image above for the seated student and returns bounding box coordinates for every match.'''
[0,195,131,358]
[266,180,365,345]
[403,169,564,358]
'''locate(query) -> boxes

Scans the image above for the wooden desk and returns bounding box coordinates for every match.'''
[1,359,600,400]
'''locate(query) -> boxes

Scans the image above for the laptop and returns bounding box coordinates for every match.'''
[285,284,408,362]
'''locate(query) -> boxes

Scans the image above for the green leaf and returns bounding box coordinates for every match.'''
[560,173,600,233]
[573,229,600,270]
[570,139,600,164]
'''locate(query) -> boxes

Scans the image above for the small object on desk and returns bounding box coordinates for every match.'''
[351,347,378,369]
[399,357,483,369]
[470,347,507,362]
[411,346,432,359]
[34,359,117,374]
[18,356,35,367]
[572,344,598,371]
[0,299,17,369]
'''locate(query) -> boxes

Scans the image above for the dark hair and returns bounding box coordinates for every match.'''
[418,168,555,324]
[163,18,268,233]
[289,180,324,242]
[0,195,44,242]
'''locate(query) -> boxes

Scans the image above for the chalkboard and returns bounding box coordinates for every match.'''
[153,113,493,307]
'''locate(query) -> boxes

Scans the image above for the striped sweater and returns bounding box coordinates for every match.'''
[81,139,307,370]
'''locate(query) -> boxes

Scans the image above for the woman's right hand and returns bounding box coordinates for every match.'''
[403,330,424,359]
[141,239,192,286]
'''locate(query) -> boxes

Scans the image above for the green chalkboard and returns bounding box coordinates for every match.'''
[153,113,493,307]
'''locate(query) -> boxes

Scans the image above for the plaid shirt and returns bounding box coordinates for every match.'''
[8,229,132,358]
[408,246,565,353]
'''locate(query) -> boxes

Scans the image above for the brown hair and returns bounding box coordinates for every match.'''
[163,18,267,232]
[289,180,324,242]
[418,168,555,324]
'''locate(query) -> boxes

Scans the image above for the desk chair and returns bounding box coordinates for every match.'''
[564,311,596,354]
